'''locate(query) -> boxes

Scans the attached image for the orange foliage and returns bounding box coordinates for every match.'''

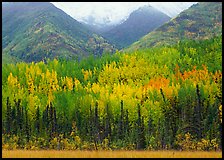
[143,76,170,91]
[175,64,211,84]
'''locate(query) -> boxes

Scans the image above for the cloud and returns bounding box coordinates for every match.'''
[51,2,148,25]
[51,2,197,26]
[149,2,198,17]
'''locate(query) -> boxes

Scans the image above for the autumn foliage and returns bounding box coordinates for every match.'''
[2,36,222,150]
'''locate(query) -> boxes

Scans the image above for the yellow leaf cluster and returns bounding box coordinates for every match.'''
[67,77,73,91]
[82,69,92,81]
[74,78,81,90]
[7,72,19,88]
[47,91,54,106]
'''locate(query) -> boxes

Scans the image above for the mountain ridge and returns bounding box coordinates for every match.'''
[2,2,116,63]
[101,5,171,49]
[125,2,222,51]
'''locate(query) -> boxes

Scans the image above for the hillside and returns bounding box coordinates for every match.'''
[125,2,222,51]
[101,5,170,49]
[2,2,116,63]
[1,1,222,153]
[2,36,222,150]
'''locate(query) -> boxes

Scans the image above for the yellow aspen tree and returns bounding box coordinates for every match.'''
[66,76,73,91]
[51,70,59,91]
[7,73,18,88]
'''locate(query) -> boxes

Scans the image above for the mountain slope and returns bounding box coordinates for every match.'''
[125,2,222,51]
[2,2,116,63]
[101,5,171,49]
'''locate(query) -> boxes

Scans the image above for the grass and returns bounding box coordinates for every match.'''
[2,150,222,158]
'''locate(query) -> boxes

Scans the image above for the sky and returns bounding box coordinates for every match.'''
[51,2,197,26]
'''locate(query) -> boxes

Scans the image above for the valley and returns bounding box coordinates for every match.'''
[2,2,222,158]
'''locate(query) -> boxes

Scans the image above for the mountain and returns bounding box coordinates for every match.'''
[2,2,116,63]
[51,2,197,29]
[101,5,171,49]
[125,2,222,51]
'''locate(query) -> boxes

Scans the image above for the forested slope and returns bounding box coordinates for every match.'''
[2,2,116,63]
[125,2,222,51]
[2,36,222,150]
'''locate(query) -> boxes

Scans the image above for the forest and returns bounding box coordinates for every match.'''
[2,36,222,151]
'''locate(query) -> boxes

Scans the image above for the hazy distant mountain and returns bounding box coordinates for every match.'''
[101,5,171,49]
[81,21,117,35]
[125,2,222,51]
[51,2,197,28]
[2,2,116,63]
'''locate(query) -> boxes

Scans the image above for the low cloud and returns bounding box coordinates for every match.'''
[51,2,197,26]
